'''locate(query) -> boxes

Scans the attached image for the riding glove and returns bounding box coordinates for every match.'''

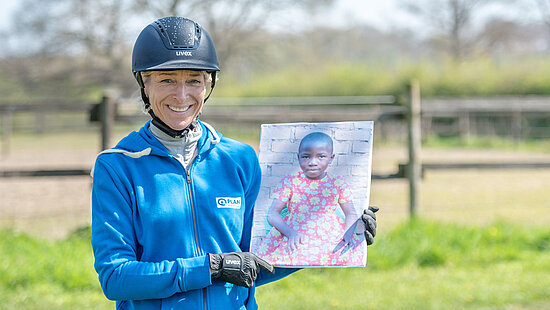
[361,206,379,245]
[209,252,274,288]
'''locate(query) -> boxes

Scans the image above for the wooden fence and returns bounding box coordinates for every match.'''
[422,96,550,140]
[2,87,550,218]
[2,94,550,145]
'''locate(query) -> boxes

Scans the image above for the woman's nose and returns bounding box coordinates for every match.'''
[174,82,189,100]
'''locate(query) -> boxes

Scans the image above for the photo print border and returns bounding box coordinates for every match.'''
[251,121,374,268]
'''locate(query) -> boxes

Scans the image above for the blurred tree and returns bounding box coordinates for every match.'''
[5,0,133,99]
[401,0,486,61]
[476,17,543,57]
[14,0,129,68]
[4,0,336,98]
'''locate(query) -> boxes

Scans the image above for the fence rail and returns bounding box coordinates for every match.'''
[0,168,91,178]
[0,102,94,112]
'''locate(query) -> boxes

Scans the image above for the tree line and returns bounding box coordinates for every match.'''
[1,0,550,100]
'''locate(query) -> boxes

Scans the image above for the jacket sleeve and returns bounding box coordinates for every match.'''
[91,157,211,301]
[256,267,301,286]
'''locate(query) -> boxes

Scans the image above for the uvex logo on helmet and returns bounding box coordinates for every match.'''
[176,51,192,56]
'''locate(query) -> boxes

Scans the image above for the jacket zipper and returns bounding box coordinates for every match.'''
[185,170,202,256]
[182,156,209,310]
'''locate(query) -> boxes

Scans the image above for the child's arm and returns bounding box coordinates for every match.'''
[339,202,360,245]
[267,199,304,251]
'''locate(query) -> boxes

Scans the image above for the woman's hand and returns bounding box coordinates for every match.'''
[361,206,378,245]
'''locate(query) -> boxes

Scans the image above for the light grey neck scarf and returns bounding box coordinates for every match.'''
[149,122,202,169]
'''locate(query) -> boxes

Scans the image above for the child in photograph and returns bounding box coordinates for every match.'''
[256,132,366,267]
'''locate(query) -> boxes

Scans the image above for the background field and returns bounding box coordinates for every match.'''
[0,127,549,309]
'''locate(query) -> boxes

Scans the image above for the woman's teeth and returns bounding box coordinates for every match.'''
[169,105,191,112]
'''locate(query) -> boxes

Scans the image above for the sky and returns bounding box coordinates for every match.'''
[263,0,419,33]
[0,0,406,32]
[0,0,540,39]
[0,0,17,29]
[324,0,413,30]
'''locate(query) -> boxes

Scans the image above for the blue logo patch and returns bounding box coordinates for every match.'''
[216,197,242,209]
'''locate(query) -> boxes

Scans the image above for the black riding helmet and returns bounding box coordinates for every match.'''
[132,17,220,137]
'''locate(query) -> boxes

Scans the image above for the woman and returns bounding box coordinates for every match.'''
[91,16,378,310]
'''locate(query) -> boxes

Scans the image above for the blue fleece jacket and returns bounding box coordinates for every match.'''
[91,121,297,310]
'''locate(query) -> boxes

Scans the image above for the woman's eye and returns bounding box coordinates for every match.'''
[187,79,202,85]
[160,79,175,84]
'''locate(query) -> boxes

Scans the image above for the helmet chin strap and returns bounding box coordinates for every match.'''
[139,73,216,138]
[149,109,198,138]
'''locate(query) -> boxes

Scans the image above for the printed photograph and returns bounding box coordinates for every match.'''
[250,121,374,268]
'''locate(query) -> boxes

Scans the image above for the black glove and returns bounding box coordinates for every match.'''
[209,252,274,288]
[362,206,379,245]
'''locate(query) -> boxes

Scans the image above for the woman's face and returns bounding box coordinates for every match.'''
[298,142,334,180]
[144,70,206,131]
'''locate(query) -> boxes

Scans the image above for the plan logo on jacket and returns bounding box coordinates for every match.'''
[216,197,242,209]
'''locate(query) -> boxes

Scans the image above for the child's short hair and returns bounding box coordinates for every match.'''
[299,132,333,153]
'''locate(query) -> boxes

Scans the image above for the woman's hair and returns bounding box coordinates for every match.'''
[298,132,334,153]
[140,70,214,86]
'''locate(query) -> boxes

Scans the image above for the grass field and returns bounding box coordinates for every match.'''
[257,220,550,309]
[0,128,549,309]
[1,220,549,309]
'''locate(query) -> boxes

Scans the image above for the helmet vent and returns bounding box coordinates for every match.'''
[157,17,201,49]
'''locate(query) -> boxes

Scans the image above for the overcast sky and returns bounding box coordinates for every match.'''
[0,0,17,29]
[0,0,408,31]
[0,0,540,37]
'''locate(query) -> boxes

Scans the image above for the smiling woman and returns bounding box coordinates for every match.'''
[89,16,334,310]
[142,70,207,131]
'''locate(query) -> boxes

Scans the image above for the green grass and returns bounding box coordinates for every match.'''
[257,220,550,309]
[215,56,550,98]
[0,228,114,310]
[1,221,549,309]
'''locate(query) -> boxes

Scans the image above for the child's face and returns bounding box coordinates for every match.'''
[298,142,334,180]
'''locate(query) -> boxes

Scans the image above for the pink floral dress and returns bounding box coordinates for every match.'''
[256,171,366,267]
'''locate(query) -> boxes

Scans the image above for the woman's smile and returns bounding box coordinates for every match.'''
[168,105,193,113]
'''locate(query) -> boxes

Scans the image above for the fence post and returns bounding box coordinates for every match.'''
[407,80,422,218]
[100,92,116,151]
[511,111,522,143]
[459,111,470,142]
[1,111,12,158]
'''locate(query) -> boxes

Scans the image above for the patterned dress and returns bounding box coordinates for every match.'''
[256,171,366,267]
